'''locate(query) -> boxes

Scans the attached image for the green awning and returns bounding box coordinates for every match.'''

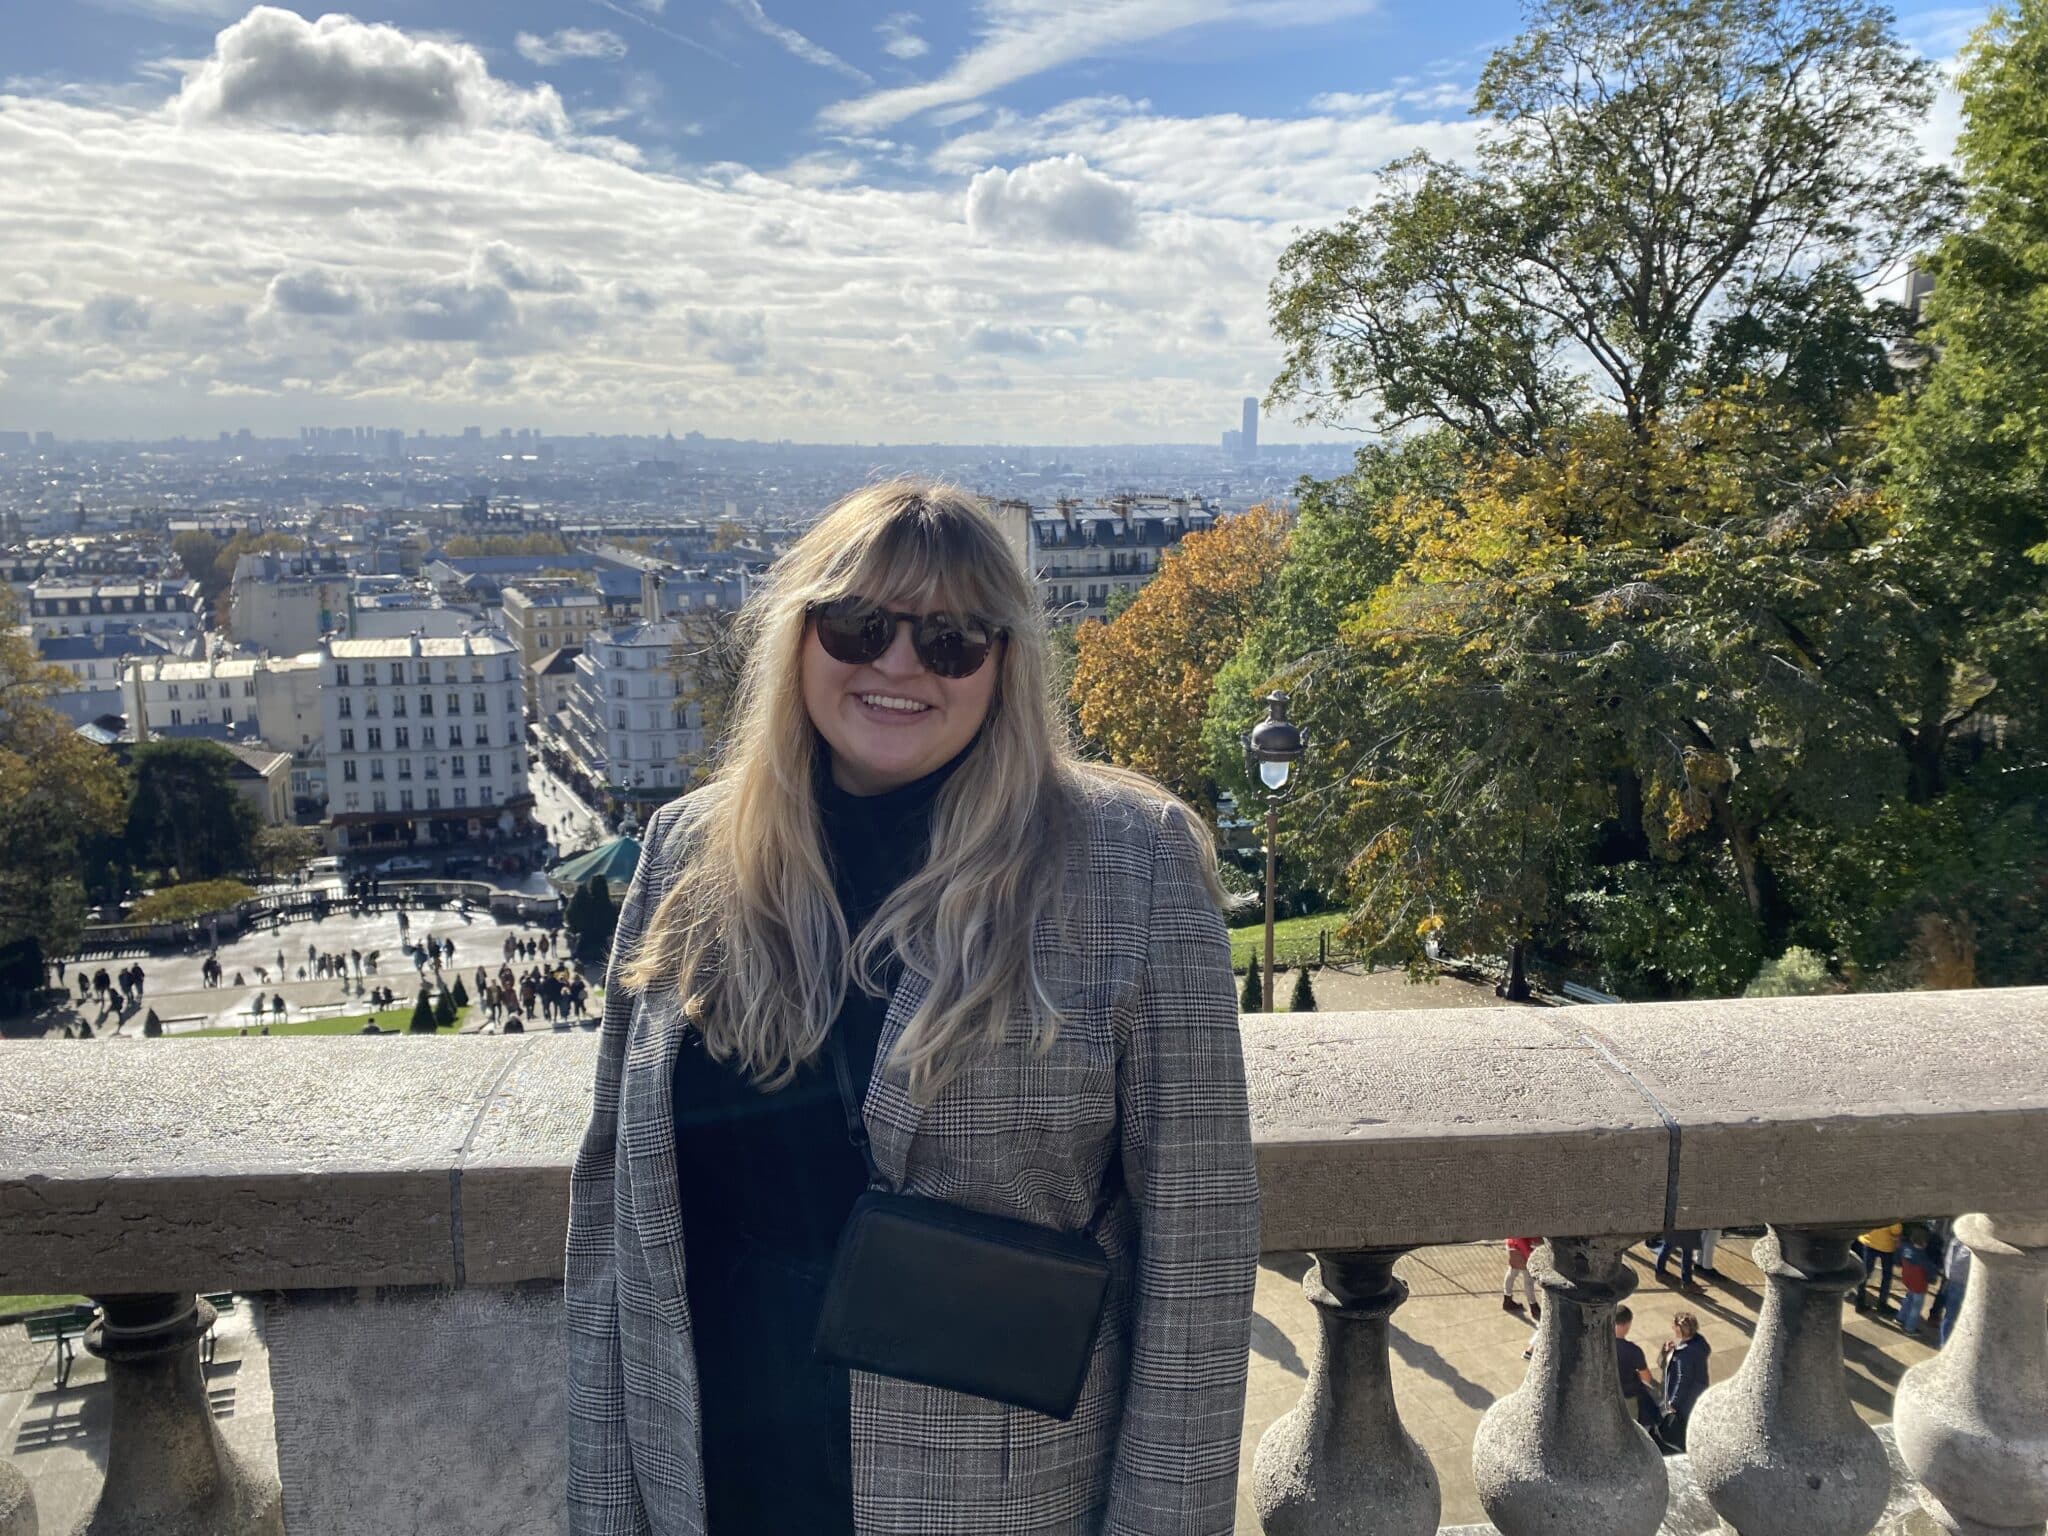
[547,836,642,894]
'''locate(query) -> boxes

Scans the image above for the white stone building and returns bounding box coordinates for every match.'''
[229,552,353,655]
[561,622,706,810]
[27,577,203,641]
[319,634,534,852]
[122,653,323,750]
[503,583,607,670]
[989,493,1222,623]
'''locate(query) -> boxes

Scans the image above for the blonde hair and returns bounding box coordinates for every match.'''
[624,478,1214,1099]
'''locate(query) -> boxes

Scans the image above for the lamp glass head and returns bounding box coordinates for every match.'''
[1259,759,1291,790]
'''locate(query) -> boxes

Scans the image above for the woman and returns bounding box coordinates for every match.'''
[1657,1311,1711,1453]
[566,480,1259,1535]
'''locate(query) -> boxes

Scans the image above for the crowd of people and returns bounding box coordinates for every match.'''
[473,959,587,1030]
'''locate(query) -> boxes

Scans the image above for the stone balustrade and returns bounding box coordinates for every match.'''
[3,987,2046,1535]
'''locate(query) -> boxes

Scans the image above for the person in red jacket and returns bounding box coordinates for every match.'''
[1502,1236,1542,1318]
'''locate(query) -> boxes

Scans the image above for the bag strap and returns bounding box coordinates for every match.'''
[825,1024,1124,1236]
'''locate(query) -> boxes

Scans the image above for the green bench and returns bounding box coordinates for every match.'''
[22,1305,96,1389]
[20,1293,239,1385]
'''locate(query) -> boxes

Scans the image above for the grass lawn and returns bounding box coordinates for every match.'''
[189,1005,471,1037]
[0,1294,90,1323]
[1228,909,1348,972]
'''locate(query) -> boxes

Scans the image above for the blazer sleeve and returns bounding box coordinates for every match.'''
[565,800,682,1536]
[1105,801,1262,1535]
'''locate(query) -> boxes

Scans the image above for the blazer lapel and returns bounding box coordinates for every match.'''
[862,962,930,1190]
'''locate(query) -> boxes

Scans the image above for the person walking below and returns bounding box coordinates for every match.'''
[1613,1305,1660,1432]
[566,481,1259,1536]
[1654,1229,1699,1287]
[1938,1228,1973,1346]
[1502,1236,1542,1318]
[1896,1227,1934,1335]
[1855,1222,1904,1314]
[1657,1312,1712,1453]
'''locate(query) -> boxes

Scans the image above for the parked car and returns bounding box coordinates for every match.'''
[376,855,432,876]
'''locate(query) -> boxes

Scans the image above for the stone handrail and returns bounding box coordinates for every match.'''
[3,987,2045,1536]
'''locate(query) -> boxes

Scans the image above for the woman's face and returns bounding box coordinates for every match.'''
[801,599,999,795]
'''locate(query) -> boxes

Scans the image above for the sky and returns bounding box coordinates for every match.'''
[0,0,1987,444]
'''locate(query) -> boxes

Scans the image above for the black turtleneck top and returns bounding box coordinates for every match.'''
[673,741,968,1534]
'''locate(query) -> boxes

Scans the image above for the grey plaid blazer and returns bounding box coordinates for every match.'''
[565,778,1259,1535]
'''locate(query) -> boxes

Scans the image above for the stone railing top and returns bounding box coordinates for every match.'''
[2,987,2044,1295]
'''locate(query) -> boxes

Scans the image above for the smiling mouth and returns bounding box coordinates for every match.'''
[855,692,932,716]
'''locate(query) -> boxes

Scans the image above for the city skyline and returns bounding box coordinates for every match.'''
[2,1,1978,444]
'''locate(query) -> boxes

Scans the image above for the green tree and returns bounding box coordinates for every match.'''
[254,826,322,881]
[1269,0,1956,452]
[1289,966,1318,1012]
[572,876,618,966]
[1240,962,1264,1011]
[433,988,457,1029]
[125,741,261,880]
[409,989,437,1033]
[451,976,470,1009]
[0,591,128,960]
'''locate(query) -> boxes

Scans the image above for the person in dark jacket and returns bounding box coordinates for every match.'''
[1613,1305,1660,1432]
[1658,1311,1712,1452]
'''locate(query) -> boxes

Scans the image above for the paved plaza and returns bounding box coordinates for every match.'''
[2,1236,1941,1533]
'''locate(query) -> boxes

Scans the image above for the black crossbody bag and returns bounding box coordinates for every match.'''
[811,1029,1114,1420]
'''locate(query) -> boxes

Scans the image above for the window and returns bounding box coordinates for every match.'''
[345,791,360,811]
[506,688,517,712]
[335,663,351,686]
[538,632,550,651]
[370,760,385,781]
[244,680,256,697]
[367,727,382,750]
[477,754,492,777]
[471,662,485,683]
[447,693,461,715]
[343,760,358,782]
[169,708,182,726]
[395,726,410,749]
[167,684,181,701]
[400,789,414,811]
[424,758,438,779]
[363,664,377,685]
[612,678,626,698]
[448,725,463,748]
[616,709,628,730]
[475,724,489,746]
[473,691,487,714]
[222,707,234,725]
[422,726,435,748]
[426,787,441,809]
[392,695,407,717]
[397,758,412,779]
[338,696,353,719]
[417,693,432,716]
[365,697,380,717]
[442,662,458,683]
[372,790,387,812]
[454,786,467,807]
[219,682,231,699]
[451,756,465,777]
[340,729,354,751]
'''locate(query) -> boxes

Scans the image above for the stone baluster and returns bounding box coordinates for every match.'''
[1688,1226,1890,1536]
[1471,1235,1667,1536]
[0,1459,34,1536]
[79,1293,281,1536]
[1253,1249,1441,1536]
[1895,1213,2048,1536]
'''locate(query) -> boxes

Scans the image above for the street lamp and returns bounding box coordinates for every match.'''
[1242,690,1308,1012]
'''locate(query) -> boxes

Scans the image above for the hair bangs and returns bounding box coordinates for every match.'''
[822,496,1028,631]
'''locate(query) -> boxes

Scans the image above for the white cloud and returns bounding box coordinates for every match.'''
[722,0,873,83]
[515,29,628,67]
[878,12,930,60]
[965,155,1140,247]
[173,7,568,137]
[822,0,1377,131]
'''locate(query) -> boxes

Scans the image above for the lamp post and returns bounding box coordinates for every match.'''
[1243,690,1308,1012]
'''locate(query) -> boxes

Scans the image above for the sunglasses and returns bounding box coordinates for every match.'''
[805,596,1004,679]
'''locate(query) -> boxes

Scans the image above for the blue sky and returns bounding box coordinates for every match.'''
[0,0,1984,443]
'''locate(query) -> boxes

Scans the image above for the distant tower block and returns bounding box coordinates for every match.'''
[1241,397,1259,459]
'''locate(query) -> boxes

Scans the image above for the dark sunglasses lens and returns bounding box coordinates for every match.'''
[815,600,891,664]
[915,615,991,678]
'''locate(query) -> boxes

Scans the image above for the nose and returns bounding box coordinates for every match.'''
[871,617,925,677]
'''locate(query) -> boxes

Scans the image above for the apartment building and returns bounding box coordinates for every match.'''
[560,621,706,810]
[502,582,607,670]
[988,493,1220,623]
[319,634,534,851]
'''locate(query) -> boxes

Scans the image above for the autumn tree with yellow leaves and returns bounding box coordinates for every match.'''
[1070,506,1291,812]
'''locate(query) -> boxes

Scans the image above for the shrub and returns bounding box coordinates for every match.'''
[128,879,256,923]
[1744,947,1841,998]
[1289,966,1318,1012]
[450,976,469,1008]
[1240,962,1263,1011]
[408,989,437,1033]
[433,989,457,1029]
